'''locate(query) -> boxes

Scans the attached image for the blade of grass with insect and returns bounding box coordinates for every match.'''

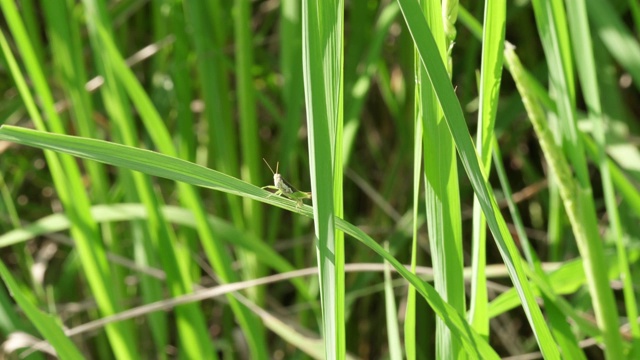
[0,1,138,357]
[0,125,500,358]
[5,1,640,357]
[276,2,317,334]
[96,26,269,358]
[396,0,559,357]
[262,159,312,208]
[275,8,315,333]
[302,0,345,358]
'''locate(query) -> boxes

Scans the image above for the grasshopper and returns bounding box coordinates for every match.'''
[262,158,312,207]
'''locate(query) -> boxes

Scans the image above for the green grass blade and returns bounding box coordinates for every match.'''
[404,102,423,359]
[383,243,403,360]
[468,0,505,338]
[416,0,464,357]
[492,138,588,359]
[0,261,84,359]
[80,2,214,356]
[530,0,585,182]
[4,1,640,356]
[0,2,137,356]
[0,125,499,357]
[277,0,309,290]
[43,2,169,352]
[41,0,111,203]
[0,203,311,298]
[183,0,244,226]
[302,0,345,357]
[95,25,268,359]
[396,0,559,357]
[567,0,640,353]
[586,0,640,94]
[504,44,623,358]
[233,0,265,307]
[582,134,640,218]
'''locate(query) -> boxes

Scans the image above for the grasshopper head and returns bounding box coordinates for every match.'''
[273,161,282,188]
[264,159,280,185]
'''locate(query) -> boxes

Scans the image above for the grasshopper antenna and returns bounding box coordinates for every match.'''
[263,158,276,175]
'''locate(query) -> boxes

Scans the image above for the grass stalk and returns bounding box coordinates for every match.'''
[302,0,345,357]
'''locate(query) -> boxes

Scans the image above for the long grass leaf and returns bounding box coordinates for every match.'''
[0,125,499,358]
[396,0,559,357]
[566,0,640,353]
[504,43,623,357]
[468,0,506,337]
[383,242,403,360]
[302,0,345,358]
[416,1,464,357]
[95,26,268,358]
[0,2,138,356]
[0,261,84,359]
[81,2,215,355]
